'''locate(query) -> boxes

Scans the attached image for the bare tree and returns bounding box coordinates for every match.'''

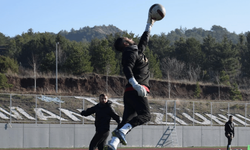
[161,58,202,98]
[161,57,185,80]
[214,71,220,100]
[28,53,40,92]
[161,57,201,81]
[105,64,110,95]
[161,58,185,99]
[187,64,201,82]
[167,71,170,99]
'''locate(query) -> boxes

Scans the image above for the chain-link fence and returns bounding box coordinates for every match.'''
[0,93,249,127]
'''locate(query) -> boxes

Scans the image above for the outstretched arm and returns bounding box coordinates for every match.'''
[80,106,96,116]
[138,13,155,53]
[146,10,155,32]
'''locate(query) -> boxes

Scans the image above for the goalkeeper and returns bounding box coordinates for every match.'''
[104,12,155,150]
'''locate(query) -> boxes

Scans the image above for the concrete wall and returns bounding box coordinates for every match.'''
[0,123,249,148]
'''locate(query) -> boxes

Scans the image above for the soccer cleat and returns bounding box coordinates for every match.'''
[112,129,127,145]
[104,143,116,150]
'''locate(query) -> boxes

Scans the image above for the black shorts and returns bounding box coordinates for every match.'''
[118,90,151,129]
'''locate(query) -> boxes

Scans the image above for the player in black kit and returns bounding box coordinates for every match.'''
[81,94,120,150]
[104,11,156,150]
[225,115,234,150]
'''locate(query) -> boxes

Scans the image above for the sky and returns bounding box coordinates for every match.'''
[1,0,250,38]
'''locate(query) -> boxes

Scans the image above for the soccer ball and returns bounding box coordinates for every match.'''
[149,4,166,21]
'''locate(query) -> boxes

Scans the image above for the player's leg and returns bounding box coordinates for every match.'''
[229,136,232,150]
[106,91,136,149]
[117,91,137,129]
[89,132,99,150]
[127,92,151,127]
[120,91,151,130]
[113,91,151,145]
[227,136,232,150]
[97,131,109,150]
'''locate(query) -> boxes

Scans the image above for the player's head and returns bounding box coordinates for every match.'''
[229,115,233,122]
[99,94,108,104]
[114,37,135,52]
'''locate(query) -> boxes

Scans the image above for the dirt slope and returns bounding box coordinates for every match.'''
[5,74,250,101]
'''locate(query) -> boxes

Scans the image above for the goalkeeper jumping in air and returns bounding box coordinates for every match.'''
[104,10,156,150]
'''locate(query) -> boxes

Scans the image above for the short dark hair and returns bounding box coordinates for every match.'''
[99,94,107,97]
[229,115,233,119]
[114,37,125,52]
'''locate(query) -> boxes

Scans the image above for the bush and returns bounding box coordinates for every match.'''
[0,55,19,73]
[220,71,230,86]
[194,82,201,98]
[230,82,242,101]
[0,73,12,89]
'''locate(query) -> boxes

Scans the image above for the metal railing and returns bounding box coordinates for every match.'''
[0,93,249,126]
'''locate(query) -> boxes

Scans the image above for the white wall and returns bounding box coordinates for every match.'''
[0,123,249,149]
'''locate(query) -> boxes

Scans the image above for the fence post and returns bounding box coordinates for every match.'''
[174,100,176,127]
[193,101,194,126]
[10,94,12,124]
[245,103,247,127]
[210,102,212,126]
[82,99,85,125]
[165,100,167,126]
[35,95,37,124]
[59,96,62,125]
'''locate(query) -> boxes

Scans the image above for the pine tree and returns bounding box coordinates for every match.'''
[194,82,201,98]
[241,32,250,77]
[216,37,241,78]
[89,39,117,74]
[0,55,18,73]
[201,35,217,72]
[230,82,242,100]
[145,48,162,78]
[148,33,172,60]
[220,71,230,86]
[40,51,56,72]
[64,42,93,75]
[0,73,12,89]
[174,37,204,66]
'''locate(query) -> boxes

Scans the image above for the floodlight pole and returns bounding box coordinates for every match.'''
[56,42,59,93]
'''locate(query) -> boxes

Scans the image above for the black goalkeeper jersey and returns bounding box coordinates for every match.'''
[122,31,150,89]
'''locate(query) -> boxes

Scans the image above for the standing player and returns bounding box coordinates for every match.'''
[81,94,120,150]
[104,11,156,150]
[225,115,235,150]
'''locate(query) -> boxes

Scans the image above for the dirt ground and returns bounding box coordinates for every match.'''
[6,74,250,100]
